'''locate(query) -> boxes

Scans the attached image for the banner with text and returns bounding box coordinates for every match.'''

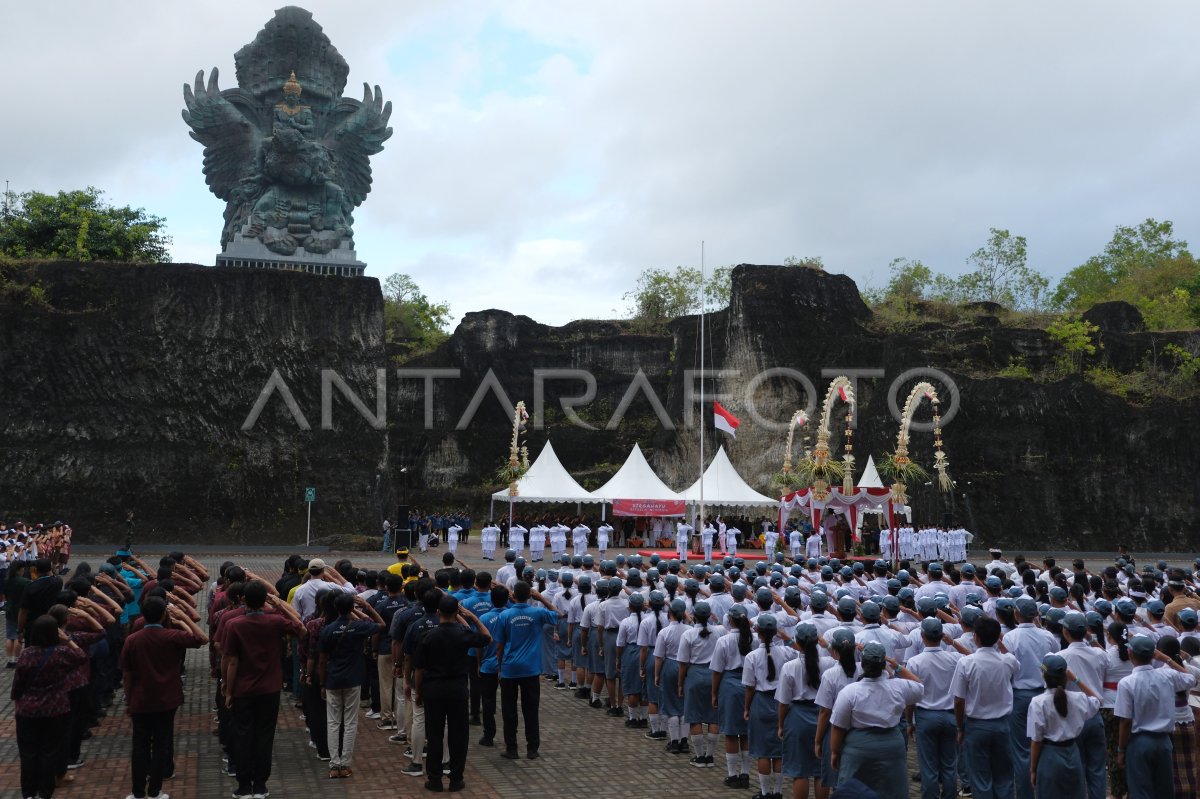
[613,499,687,517]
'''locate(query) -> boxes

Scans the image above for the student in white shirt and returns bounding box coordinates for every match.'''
[789,528,804,560]
[701,523,715,563]
[1027,653,1102,799]
[638,590,670,740]
[742,614,796,798]
[814,628,861,791]
[906,618,964,799]
[763,526,779,559]
[711,605,753,787]
[654,599,691,753]
[616,593,648,726]
[725,526,740,558]
[829,641,924,799]
[776,623,826,799]
[527,524,546,562]
[572,523,590,557]
[480,524,500,560]
[678,602,725,766]
[1115,635,1197,799]
[507,523,526,556]
[951,617,1020,799]
[1059,613,1107,799]
[446,523,461,554]
[596,523,612,557]
[805,531,822,560]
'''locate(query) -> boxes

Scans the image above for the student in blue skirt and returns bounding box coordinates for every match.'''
[776,623,826,799]
[678,601,726,767]
[1027,653,1100,799]
[654,598,690,754]
[616,592,647,727]
[742,614,796,799]
[710,604,753,787]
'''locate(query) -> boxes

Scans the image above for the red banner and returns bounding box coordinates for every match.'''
[612,499,686,517]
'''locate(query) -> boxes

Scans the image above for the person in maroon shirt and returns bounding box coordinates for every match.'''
[222,581,303,799]
[120,596,207,799]
[11,614,89,799]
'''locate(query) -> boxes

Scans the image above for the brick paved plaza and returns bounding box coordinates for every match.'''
[2,540,800,799]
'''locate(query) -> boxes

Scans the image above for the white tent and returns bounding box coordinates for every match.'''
[490,440,600,504]
[678,446,779,508]
[590,443,682,502]
[857,455,884,489]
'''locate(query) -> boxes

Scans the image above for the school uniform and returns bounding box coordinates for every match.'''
[572,525,590,557]
[950,645,1020,799]
[677,622,725,725]
[701,525,715,562]
[675,523,692,562]
[507,525,526,556]
[789,530,804,559]
[816,660,862,788]
[580,599,604,678]
[907,645,964,799]
[654,621,689,724]
[709,633,750,738]
[1027,690,1101,799]
[742,641,796,759]
[726,528,740,557]
[601,595,630,683]
[596,524,612,555]
[1005,623,1060,799]
[1115,663,1197,799]
[527,525,546,562]
[617,612,644,697]
[480,525,500,559]
[637,611,668,711]
[447,524,461,554]
[805,533,822,560]
[1061,641,1108,799]
[830,673,924,799]
[763,529,779,556]
[776,652,828,779]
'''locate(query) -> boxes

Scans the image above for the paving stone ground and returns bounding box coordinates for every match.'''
[6,540,872,799]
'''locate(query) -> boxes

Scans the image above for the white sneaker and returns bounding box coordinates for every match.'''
[365,710,381,719]
[148,793,170,799]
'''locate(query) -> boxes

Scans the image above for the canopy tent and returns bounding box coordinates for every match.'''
[778,482,901,559]
[857,455,884,489]
[679,446,779,509]
[590,443,682,504]
[490,440,600,504]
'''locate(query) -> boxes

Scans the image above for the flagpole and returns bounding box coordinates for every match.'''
[699,241,705,535]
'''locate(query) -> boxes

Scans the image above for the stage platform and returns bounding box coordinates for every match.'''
[635,549,887,564]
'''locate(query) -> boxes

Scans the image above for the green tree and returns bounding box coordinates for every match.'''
[957,228,1049,310]
[1046,316,1099,373]
[382,273,451,351]
[625,265,732,320]
[0,186,170,262]
[881,257,933,303]
[1053,219,1191,310]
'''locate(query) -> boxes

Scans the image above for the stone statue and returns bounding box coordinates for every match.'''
[182,6,391,269]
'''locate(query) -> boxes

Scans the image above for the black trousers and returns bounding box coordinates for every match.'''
[467,655,481,719]
[423,684,469,784]
[18,714,68,799]
[480,671,499,740]
[500,675,541,752]
[303,677,329,758]
[63,685,88,772]
[131,708,176,798]
[232,692,280,796]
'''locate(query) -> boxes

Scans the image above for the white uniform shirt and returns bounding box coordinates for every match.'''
[616,613,643,648]
[1005,624,1061,690]
[816,660,862,711]
[597,524,613,545]
[1114,664,1197,733]
[637,611,669,649]
[830,675,924,729]
[677,624,727,664]
[1062,641,1108,697]
[950,646,1019,720]
[1101,646,1134,709]
[1027,690,1101,741]
[709,632,748,675]
[805,534,822,558]
[906,646,963,711]
[775,653,831,703]
[654,621,688,661]
[447,524,461,541]
[742,641,798,692]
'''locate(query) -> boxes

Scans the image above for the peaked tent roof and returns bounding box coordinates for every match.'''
[679,446,779,507]
[491,440,600,503]
[857,455,884,489]
[589,443,682,502]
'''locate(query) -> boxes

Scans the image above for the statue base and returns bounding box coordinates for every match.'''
[215,230,366,277]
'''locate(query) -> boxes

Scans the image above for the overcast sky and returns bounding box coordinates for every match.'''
[4,1,1199,326]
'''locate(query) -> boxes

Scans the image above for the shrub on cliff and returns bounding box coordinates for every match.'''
[0,186,170,263]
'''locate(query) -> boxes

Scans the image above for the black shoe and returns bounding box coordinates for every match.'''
[526,750,539,760]
[645,730,667,740]
[739,775,751,789]
[500,749,520,760]
[606,706,622,717]
[689,756,707,768]
[575,688,590,699]
[477,736,493,747]
[424,780,443,792]
[723,775,742,788]
[624,718,639,727]
[705,755,715,767]
[589,698,602,709]
[448,781,465,792]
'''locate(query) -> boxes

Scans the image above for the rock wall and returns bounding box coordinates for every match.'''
[0,262,388,544]
[396,265,1200,552]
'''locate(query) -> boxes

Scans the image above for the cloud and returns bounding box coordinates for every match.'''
[4,1,1200,326]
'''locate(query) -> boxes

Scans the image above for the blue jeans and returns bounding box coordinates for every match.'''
[965,715,1014,799]
[914,707,957,799]
[1010,688,1040,799]
[1075,712,1105,799]
[1125,731,1172,799]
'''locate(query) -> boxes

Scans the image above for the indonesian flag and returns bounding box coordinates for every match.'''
[838,385,849,402]
[714,401,740,437]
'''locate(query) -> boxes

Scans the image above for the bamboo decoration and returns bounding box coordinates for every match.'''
[496,401,531,496]
[879,381,952,505]
[795,376,855,501]
[771,410,810,494]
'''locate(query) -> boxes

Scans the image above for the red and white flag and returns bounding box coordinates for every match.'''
[713,401,740,437]
[838,385,849,402]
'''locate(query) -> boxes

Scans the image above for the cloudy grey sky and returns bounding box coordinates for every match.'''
[3,1,1199,326]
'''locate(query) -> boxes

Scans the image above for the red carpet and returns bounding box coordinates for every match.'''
[635,549,885,564]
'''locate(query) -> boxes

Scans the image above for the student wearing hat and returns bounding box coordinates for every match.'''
[1027,653,1101,799]
[742,612,797,799]
[678,601,725,767]
[814,628,862,795]
[952,616,1020,799]
[711,604,753,787]
[1114,634,1196,799]
[776,623,826,799]
[617,592,648,727]
[829,641,923,799]
[1006,597,1060,799]
[907,618,964,799]
[655,598,691,754]
[1059,612,1107,799]
[638,589,670,740]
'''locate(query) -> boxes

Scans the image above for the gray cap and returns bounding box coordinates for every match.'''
[709,574,726,590]
[1114,598,1137,617]
[794,623,818,644]
[1041,653,1068,678]
[860,601,881,621]
[920,618,944,640]
[837,596,858,616]
[1015,597,1039,619]
[830,628,857,649]
[1129,635,1156,659]
[861,641,887,664]
[727,604,748,621]
[1062,612,1087,635]
[757,613,778,634]
[628,593,645,610]
[1049,586,1067,601]
[692,601,712,622]
[959,606,982,625]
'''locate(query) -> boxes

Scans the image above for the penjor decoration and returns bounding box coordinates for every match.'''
[771,410,810,494]
[795,377,855,502]
[497,401,531,497]
[182,6,392,276]
[878,381,952,505]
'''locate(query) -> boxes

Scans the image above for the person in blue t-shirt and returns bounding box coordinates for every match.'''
[460,572,494,725]
[477,584,509,747]
[319,593,383,777]
[495,581,560,760]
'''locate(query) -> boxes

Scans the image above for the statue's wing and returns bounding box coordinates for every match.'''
[182,68,260,202]
[323,83,393,207]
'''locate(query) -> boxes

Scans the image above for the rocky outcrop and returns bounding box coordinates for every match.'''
[0,261,388,543]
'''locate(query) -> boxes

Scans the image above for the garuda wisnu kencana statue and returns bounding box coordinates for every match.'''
[182,6,392,259]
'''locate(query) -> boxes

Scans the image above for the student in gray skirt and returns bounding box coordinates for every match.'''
[742,613,797,799]
[654,598,690,753]
[678,601,726,767]
[776,623,827,799]
[710,604,753,787]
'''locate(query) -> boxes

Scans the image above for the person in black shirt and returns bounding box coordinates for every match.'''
[17,559,62,641]
[373,574,408,731]
[414,594,491,793]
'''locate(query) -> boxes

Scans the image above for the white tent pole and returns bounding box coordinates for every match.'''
[489,497,495,522]
[698,241,706,530]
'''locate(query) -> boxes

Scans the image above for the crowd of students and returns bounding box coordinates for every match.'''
[9,539,1200,799]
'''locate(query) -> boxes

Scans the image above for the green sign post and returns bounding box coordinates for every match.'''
[305,487,316,546]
